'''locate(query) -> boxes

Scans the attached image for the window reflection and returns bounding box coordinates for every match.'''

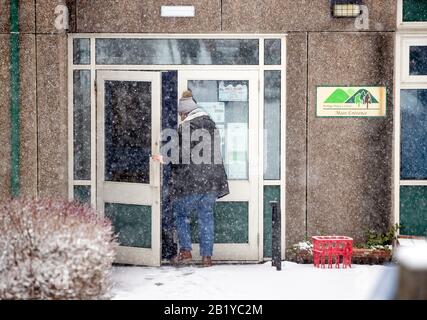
[73,70,91,180]
[105,81,152,184]
[410,46,427,75]
[401,89,427,179]
[403,0,427,22]
[96,39,259,65]
[264,39,281,65]
[264,71,281,180]
[73,38,90,65]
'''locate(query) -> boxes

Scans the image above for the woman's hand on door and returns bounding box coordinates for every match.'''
[151,154,164,164]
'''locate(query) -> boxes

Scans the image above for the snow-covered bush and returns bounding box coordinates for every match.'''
[286,241,313,264]
[0,198,116,300]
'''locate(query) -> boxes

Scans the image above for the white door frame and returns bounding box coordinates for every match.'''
[96,70,162,266]
[178,69,260,261]
[68,33,288,262]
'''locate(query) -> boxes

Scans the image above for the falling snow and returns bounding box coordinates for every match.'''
[1,0,427,301]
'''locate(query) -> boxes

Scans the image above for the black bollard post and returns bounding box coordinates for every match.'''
[270,201,281,271]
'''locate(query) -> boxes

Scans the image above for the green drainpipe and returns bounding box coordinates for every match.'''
[10,0,20,198]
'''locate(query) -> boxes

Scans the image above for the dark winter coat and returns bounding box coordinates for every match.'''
[169,110,230,199]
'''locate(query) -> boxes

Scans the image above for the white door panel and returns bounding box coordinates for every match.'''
[97,70,162,266]
[178,70,260,261]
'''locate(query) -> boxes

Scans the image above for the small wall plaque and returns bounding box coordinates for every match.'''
[316,86,387,118]
[160,6,195,17]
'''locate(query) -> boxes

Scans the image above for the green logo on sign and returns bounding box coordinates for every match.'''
[317,86,386,117]
[324,88,379,108]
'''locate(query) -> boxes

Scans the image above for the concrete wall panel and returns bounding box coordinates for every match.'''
[75,0,221,33]
[285,32,308,249]
[36,34,68,198]
[20,34,37,197]
[223,0,396,32]
[306,32,394,242]
[0,0,35,34]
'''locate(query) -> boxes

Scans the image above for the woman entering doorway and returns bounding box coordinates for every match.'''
[153,90,229,267]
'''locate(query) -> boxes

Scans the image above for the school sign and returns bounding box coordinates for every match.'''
[316,86,387,118]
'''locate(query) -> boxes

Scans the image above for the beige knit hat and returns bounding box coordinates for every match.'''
[178,90,198,114]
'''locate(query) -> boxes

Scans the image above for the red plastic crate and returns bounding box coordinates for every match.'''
[312,236,353,269]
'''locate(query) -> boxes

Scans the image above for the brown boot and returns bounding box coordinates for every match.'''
[178,250,192,264]
[202,256,212,267]
[169,255,179,266]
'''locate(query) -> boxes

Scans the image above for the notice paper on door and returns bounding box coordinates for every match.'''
[226,123,248,179]
[218,81,248,102]
[226,123,247,152]
[199,102,225,123]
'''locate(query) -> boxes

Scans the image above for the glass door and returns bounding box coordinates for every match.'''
[96,71,162,266]
[178,70,260,261]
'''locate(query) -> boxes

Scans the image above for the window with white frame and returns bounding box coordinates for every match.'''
[396,3,427,237]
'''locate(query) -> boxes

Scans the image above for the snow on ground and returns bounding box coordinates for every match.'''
[111,262,398,300]
[395,241,427,270]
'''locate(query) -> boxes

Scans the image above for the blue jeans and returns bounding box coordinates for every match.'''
[173,192,217,257]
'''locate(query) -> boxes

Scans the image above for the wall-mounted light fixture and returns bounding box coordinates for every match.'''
[331,0,363,18]
[161,6,195,17]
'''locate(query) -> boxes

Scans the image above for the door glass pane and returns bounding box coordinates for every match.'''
[403,0,427,22]
[264,39,281,65]
[188,80,249,180]
[73,70,91,180]
[400,89,427,179]
[410,46,427,75]
[105,203,152,248]
[264,71,281,180]
[191,202,249,243]
[105,80,152,183]
[96,39,259,65]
